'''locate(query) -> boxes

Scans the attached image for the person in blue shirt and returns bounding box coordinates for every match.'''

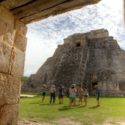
[92,81,100,106]
[58,84,65,104]
[95,84,100,106]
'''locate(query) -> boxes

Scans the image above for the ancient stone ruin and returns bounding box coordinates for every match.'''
[0,6,27,125]
[23,29,125,96]
[0,1,102,124]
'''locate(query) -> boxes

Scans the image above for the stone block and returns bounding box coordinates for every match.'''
[16,20,27,36]
[0,77,5,106]
[13,48,25,76]
[0,41,25,76]
[0,6,14,35]
[14,20,27,52]
[0,73,20,105]
[0,35,3,41]
[4,76,21,104]
[87,29,109,39]
[0,104,19,125]
[0,42,10,73]
[3,31,16,45]
[15,35,27,52]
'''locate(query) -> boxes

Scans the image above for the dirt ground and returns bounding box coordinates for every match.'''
[18,120,51,125]
[18,118,82,125]
[18,119,125,125]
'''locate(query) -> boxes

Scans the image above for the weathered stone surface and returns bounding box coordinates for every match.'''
[14,48,25,76]
[3,31,16,45]
[23,29,125,96]
[0,42,11,73]
[15,35,27,52]
[0,6,14,35]
[0,73,21,105]
[0,0,101,24]
[0,5,27,125]
[0,104,19,125]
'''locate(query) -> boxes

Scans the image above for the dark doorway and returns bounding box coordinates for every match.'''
[76,42,81,47]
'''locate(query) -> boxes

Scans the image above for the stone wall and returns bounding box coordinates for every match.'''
[0,0,101,24]
[0,6,27,125]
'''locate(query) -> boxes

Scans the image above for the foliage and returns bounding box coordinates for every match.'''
[21,76,29,83]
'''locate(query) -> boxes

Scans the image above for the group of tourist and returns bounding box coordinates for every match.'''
[68,84,89,106]
[41,82,100,107]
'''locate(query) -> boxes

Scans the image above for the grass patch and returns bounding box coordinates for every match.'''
[19,96,125,125]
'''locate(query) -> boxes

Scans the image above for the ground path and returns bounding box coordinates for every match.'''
[18,118,81,125]
[20,94,36,98]
[18,119,125,125]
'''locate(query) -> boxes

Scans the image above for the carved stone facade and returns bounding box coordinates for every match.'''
[0,0,101,24]
[0,6,27,125]
[23,29,125,96]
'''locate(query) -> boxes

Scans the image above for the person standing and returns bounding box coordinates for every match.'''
[77,84,84,105]
[49,85,56,104]
[92,81,100,106]
[41,84,48,103]
[83,86,89,106]
[58,84,65,104]
[95,84,100,106]
[69,84,77,106]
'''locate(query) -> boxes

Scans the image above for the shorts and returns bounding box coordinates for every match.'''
[69,96,76,101]
[42,92,46,96]
[84,95,88,97]
[58,94,63,99]
[96,93,100,100]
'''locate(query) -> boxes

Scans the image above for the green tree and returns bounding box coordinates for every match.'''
[21,76,29,84]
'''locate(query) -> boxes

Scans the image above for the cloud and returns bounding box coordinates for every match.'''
[24,0,125,76]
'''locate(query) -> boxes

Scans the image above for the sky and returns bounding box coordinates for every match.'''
[24,0,125,76]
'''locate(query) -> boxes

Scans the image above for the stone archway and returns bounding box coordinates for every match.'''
[0,6,27,125]
[0,0,105,124]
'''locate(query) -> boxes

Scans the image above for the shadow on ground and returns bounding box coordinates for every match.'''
[59,105,100,111]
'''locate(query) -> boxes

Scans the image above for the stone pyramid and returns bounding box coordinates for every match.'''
[23,29,125,96]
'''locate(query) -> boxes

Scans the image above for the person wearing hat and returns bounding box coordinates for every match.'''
[69,84,77,106]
